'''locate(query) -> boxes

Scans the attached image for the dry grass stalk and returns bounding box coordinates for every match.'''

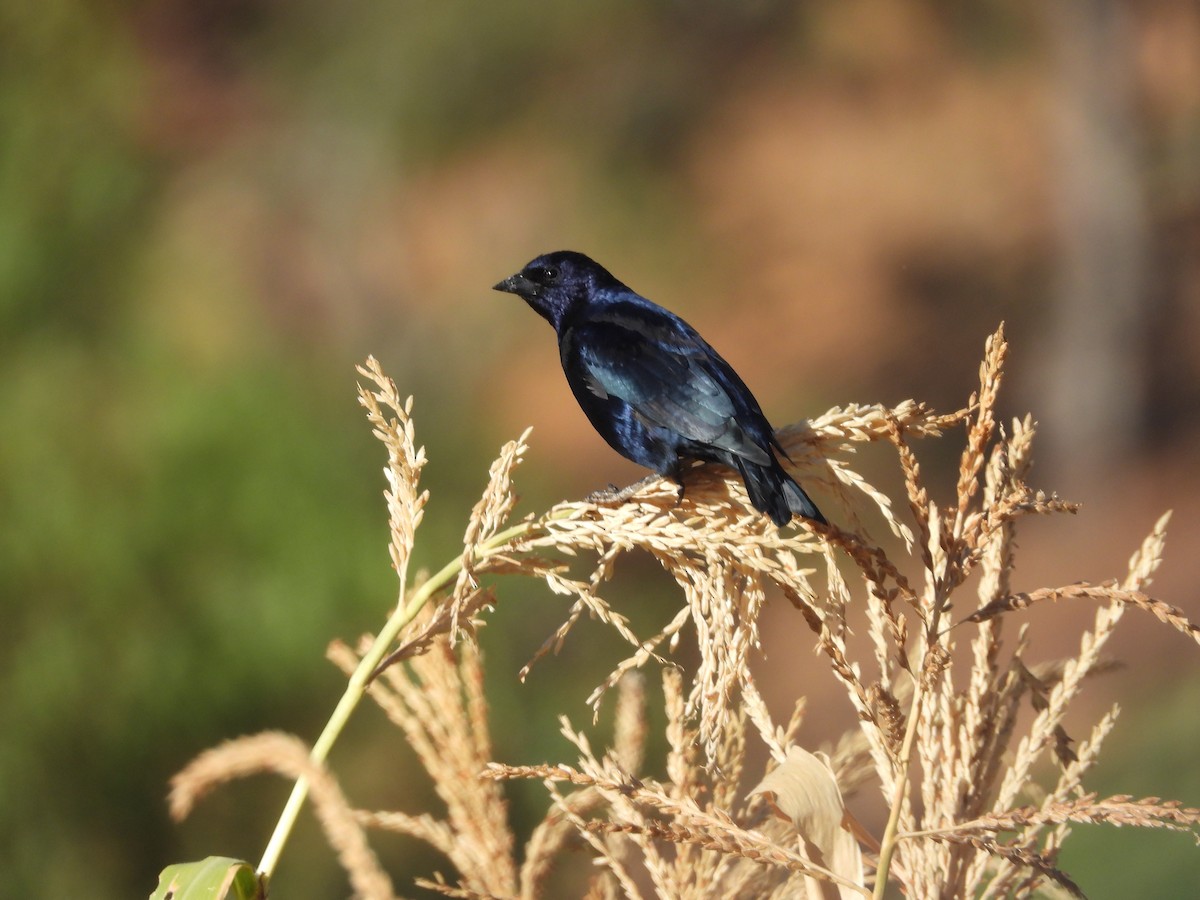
[330,632,518,898]
[356,356,428,598]
[966,581,1200,645]
[909,793,1200,839]
[170,326,1200,898]
[169,732,394,900]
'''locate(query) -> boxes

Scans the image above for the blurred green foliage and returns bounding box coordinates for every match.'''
[0,4,384,894]
[0,1,149,337]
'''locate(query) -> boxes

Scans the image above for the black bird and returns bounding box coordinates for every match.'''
[493,251,825,526]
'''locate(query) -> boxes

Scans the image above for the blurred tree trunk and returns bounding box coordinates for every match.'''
[1042,0,1149,489]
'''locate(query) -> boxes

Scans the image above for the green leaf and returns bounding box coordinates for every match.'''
[150,858,263,900]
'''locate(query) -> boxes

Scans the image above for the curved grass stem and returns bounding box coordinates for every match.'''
[255,517,541,881]
[872,683,925,899]
[872,581,952,899]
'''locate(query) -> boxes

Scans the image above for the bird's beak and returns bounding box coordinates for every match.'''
[493,273,537,298]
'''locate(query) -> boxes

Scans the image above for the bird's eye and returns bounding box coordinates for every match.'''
[541,266,560,283]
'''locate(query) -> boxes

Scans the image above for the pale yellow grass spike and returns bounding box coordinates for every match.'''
[994,596,1125,818]
[1124,509,1173,590]
[582,603,693,715]
[964,580,1200,646]
[170,731,395,900]
[959,420,1033,840]
[486,758,871,894]
[907,793,1200,840]
[557,710,675,898]
[663,558,767,762]
[613,672,648,776]
[975,418,1031,609]
[518,787,606,899]
[452,429,531,645]
[885,416,932,566]
[1030,704,1125,890]
[663,667,697,802]
[798,399,966,445]
[742,673,787,763]
[1054,703,1120,802]
[330,637,518,897]
[544,779,648,900]
[713,703,749,815]
[660,667,710,897]
[357,358,428,596]
[955,324,1007,534]
[354,809,458,858]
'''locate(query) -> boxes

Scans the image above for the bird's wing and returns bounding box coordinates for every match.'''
[564,308,773,465]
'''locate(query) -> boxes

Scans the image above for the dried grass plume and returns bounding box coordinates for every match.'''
[168,327,1200,899]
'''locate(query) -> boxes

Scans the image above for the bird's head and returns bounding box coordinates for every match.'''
[493,251,620,332]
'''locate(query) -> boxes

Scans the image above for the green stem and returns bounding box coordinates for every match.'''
[872,586,952,899]
[256,517,542,880]
[872,682,924,900]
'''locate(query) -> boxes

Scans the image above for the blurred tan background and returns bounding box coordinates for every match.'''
[2,1,1198,896]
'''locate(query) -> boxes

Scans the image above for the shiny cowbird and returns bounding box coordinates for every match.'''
[493,251,825,526]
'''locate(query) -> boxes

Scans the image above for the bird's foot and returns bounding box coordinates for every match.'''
[670,465,687,507]
[586,474,661,506]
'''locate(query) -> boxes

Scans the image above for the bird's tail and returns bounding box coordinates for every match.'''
[735,457,826,527]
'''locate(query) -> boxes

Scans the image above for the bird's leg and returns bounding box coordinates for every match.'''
[669,462,687,507]
[585,473,661,506]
